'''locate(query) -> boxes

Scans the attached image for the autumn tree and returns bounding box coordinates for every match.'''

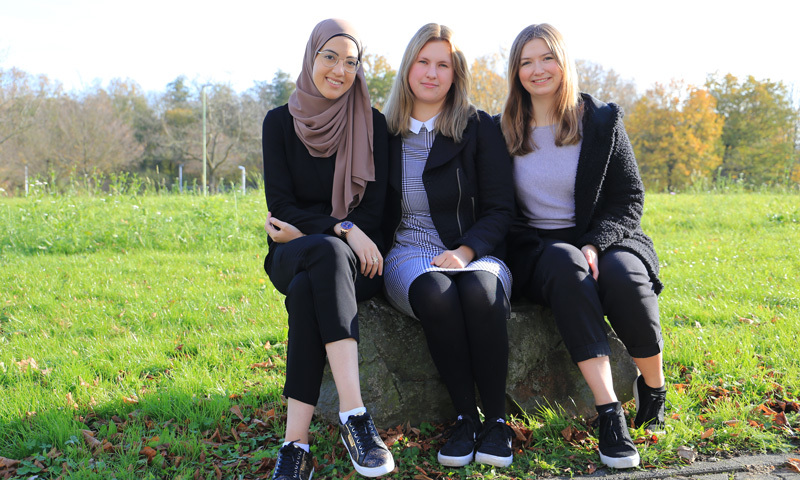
[362,53,396,111]
[627,81,723,191]
[249,70,295,112]
[576,60,639,115]
[12,87,143,187]
[107,78,159,174]
[470,52,506,115]
[153,76,199,183]
[706,73,799,186]
[0,68,59,189]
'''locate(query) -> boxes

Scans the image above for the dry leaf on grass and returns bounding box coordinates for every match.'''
[229,405,244,422]
[0,457,20,468]
[701,427,715,439]
[787,458,800,473]
[677,445,696,463]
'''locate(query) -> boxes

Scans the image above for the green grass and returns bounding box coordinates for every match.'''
[1,190,798,479]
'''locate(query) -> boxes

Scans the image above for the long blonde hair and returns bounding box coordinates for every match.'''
[384,23,476,143]
[501,23,582,156]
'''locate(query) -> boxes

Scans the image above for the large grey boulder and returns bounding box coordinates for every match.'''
[317,297,637,428]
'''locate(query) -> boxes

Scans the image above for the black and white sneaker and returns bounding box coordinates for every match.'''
[437,415,478,467]
[633,375,667,433]
[596,402,640,469]
[339,412,395,477]
[272,442,314,480]
[475,418,514,468]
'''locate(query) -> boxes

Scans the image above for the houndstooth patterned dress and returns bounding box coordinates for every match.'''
[383,124,512,318]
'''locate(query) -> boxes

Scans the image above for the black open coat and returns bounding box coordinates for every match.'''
[381,110,515,260]
[507,94,663,296]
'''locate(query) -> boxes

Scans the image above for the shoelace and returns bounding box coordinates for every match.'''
[274,444,303,477]
[349,415,381,455]
[444,417,474,443]
[477,421,510,447]
[599,411,624,443]
[640,389,667,419]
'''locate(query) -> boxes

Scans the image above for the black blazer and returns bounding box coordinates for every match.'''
[382,110,515,260]
[261,104,389,258]
[507,93,663,295]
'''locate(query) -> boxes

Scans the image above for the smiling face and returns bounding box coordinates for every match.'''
[312,35,359,100]
[407,40,454,118]
[518,38,563,103]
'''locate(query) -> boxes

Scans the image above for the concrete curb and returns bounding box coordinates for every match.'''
[552,453,799,479]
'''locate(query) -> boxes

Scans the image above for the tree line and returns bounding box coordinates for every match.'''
[1,53,798,194]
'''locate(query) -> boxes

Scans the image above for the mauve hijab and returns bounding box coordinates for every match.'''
[288,18,374,220]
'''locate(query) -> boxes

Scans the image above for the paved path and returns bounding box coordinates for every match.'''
[552,453,799,479]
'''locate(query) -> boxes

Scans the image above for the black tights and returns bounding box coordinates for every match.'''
[408,270,509,420]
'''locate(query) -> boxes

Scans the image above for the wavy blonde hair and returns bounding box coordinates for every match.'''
[384,23,476,143]
[501,23,582,156]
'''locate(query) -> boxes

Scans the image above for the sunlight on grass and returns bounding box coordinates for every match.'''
[1,191,798,478]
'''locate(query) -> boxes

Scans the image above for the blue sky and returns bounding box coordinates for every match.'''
[2,0,798,97]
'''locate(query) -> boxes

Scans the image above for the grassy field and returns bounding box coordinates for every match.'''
[1,190,798,479]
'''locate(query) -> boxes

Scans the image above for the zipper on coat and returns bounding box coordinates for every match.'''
[471,197,476,223]
[455,168,464,236]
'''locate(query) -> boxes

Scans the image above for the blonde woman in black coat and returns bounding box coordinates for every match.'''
[501,23,666,470]
[381,23,516,469]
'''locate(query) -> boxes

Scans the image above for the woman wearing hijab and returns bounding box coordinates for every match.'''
[261,18,394,480]
[381,24,515,469]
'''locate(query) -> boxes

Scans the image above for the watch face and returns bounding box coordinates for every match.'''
[341,221,353,230]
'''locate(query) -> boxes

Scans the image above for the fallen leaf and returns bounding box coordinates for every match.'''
[701,427,715,439]
[787,458,800,473]
[677,445,696,463]
[229,405,244,422]
[561,425,578,442]
[723,420,740,426]
[81,430,101,451]
[757,404,774,416]
[0,457,20,468]
[140,446,157,463]
[587,461,597,474]
[774,412,789,426]
[214,464,222,479]
[510,424,527,442]
[16,357,39,372]
[250,360,275,370]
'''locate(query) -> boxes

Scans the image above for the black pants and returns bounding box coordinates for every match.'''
[408,270,509,420]
[519,230,662,363]
[265,234,381,406]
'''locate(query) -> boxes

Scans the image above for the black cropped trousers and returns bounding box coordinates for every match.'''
[516,229,662,364]
[265,234,381,406]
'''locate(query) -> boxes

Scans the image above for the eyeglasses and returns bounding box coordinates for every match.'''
[316,50,360,74]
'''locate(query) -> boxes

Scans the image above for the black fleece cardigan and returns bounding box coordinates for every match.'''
[382,110,515,260]
[507,93,663,296]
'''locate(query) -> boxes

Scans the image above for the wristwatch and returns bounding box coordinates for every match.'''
[338,221,354,239]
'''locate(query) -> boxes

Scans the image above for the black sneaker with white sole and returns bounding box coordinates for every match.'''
[272,442,314,480]
[596,402,640,469]
[339,411,395,477]
[475,418,513,468]
[437,415,478,467]
[633,375,666,433]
